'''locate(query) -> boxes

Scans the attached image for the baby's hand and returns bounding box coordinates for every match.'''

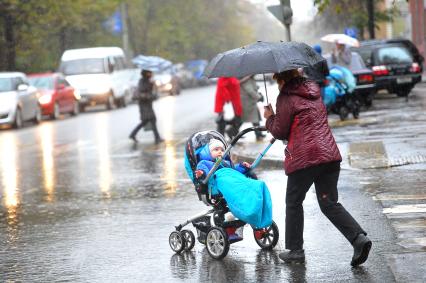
[242,162,251,168]
[195,170,204,178]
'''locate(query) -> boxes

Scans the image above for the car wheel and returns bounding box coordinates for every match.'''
[106,94,115,110]
[79,103,86,113]
[51,102,60,120]
[13,108,23,129]
[71,100,79,116]
[33,105,42,124]
[396,89,410,97]
[339,106,349,121]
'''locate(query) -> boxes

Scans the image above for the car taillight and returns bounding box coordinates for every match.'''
[358,74,373,83]
[372,65,389,76]
[410,62,421,73]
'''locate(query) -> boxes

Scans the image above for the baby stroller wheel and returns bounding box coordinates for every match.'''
[206,227,229,259]
[181,230,195,251]
[253,221,279,250]
[339,106,349,121]
[169,231,186,254]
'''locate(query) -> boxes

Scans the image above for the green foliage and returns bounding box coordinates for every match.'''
[0,0,254,72]
[313,0,398,36]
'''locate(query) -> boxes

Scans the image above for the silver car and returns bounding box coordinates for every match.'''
[0,72,41,128]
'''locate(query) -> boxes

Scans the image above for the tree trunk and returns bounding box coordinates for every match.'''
[4,13,16,70]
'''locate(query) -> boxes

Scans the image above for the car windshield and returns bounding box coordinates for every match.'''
[60,58,105,75]
[29,76,54,89]
[377,46,412,64]
[0,78,14,92]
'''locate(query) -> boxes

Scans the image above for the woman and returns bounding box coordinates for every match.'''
[240,75,265,140]
[214,77,243,139]
[263,69,371,266]
[129,69,163,144]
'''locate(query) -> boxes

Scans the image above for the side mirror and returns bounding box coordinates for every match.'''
[17,84,28,91]
[58,83,65,90]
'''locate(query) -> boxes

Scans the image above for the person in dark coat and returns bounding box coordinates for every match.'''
[240,75,265,140]
[129,69,163,144]
[263,69,371,266]
[214,77,243,139]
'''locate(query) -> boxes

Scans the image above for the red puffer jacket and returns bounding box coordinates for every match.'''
[266,77,341,175]
[214,77,242,116]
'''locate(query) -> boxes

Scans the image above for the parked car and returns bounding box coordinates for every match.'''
[0,72,41,128]
[359,39,424,72]
[173,63,196,88]
[59,47,133,111]
[351,42,422,97]
[28,73,80,119]
[153,68,181,96]
[324,52,376,107]
[185,59,210,86]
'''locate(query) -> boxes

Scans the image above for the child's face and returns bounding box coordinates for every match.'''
[210,146,224,159]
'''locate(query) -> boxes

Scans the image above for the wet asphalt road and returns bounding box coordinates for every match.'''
[0,83,423,282]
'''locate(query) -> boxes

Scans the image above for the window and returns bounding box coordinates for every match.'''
[377,46,413,64]
[28,76,54,89]
[59,58,106,75]
[0,78,13,92]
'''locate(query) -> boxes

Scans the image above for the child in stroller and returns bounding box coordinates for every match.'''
[322,66,360,121]
[169,127,279,259]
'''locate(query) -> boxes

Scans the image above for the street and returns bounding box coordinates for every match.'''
[0,83,425,282]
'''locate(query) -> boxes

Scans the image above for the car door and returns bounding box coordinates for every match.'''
[56,76,70,112]
[61,76,75,111]
[14,77,33,120]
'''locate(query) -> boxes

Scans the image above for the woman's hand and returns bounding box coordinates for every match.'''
[263,104,274,119]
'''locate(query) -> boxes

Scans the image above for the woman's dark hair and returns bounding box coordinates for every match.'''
[141,69,152,77]
[273,69,300,83]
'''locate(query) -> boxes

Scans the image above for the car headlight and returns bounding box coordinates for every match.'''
[74,90,81,100]
[38,95,52,105]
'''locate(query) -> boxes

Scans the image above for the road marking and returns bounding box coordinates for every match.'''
[373,194,426,201]
[383,204,426,214]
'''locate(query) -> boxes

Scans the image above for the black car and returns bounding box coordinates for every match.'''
[351,42,422,97]
[324,52,376,106]
[360,39,424,72]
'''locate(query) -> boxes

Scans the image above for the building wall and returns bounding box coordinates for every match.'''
[409,0,426,59]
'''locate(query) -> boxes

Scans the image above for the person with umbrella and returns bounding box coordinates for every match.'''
[263,68,371,266]
[129,69,164,144]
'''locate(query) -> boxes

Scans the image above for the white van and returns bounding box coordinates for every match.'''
[59,47,133,111]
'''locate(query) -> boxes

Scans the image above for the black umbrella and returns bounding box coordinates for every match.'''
[203,41,328,103]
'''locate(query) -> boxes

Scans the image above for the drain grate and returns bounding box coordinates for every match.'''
[388,155,426,167]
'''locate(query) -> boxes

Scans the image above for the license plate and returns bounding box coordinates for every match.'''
[396,77,412,84]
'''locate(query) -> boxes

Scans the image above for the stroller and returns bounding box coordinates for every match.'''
[169,126,279,259]
[322,66,360,121]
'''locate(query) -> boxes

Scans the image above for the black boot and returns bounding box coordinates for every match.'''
[351,234,372,266]
[279,249,305,263]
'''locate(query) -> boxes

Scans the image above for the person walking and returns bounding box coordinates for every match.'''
[129,69,164,144]
[239,75,265,140]
[214,77,243,139]
[263,69,371,266]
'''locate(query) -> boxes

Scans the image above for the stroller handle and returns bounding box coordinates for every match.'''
[201,126,268,185]
[229,126,267,146]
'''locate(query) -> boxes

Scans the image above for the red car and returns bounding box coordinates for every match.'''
[28,73,80,119]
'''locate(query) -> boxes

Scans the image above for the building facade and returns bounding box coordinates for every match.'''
[409,0,426,59]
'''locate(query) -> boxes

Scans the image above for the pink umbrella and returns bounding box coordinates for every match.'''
[321,34,360,47]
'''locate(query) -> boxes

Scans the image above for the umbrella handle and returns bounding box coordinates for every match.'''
[263,73,269,105]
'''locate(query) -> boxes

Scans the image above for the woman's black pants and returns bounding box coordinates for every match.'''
[285,161,366,251]
[129,118,161,141]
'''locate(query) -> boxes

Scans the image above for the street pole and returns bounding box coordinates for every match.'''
[280,0,292,42]
[120,1,132,59]
[367,0,375,39]
[285,24,291,42]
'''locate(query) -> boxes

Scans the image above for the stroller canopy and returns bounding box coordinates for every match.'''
[184,130,229,183]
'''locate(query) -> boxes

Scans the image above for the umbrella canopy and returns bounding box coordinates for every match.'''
[203,41,326,79]
[132,55,172,72]
[320,34,360,47]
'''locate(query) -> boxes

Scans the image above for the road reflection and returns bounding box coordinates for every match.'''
[0,132,20,243]
[96,113,112,198]
[159,96,177,196]
[38,123,56,202]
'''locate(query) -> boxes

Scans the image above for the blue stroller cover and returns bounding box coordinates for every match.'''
[209,168,272,229]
